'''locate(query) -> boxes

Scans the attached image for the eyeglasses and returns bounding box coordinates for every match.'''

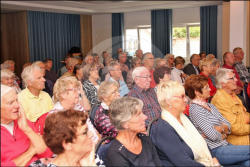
[173,94,186,100]
[226,76,236,81]
[136,75,151,79]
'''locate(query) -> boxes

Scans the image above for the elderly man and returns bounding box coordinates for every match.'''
[43,58,58,96]
[211,68,250,145]
[222,52,243,94]
[165,54,175,68]
[18,63,54,124]
[233,47,250,84]
[135,49,143,59]
[183,54,200,75]
[128,66,161,126]
[142,52,156,88]
[109,61,129,97]
[84,54,94,65]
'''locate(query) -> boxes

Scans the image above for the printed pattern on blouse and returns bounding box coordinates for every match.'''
[83,80,100,106]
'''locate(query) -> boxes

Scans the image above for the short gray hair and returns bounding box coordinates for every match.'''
[1,69,14,79]
[132,66,148,81]
[165,54,174,61]
[98,80,119,101]
[1,60,15,70]
[142,52,153,64]
[215,68,233,89]
[109,96,143,130]
[21,64,43,88]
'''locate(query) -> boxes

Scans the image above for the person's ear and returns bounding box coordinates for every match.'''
[62,140,72,151]
[194,90,202,98]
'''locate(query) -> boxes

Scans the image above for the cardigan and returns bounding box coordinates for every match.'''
[150,118,204,167]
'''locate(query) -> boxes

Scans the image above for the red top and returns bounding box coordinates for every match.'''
[1,120,52,166]
[247,83,250,98]
[222,64,243,88]
[183,104,190,116]
[150,69,156,88]
[200,72,217,97]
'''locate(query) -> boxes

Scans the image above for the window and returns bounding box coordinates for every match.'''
[125,26,151,56]
[172,24,200,61]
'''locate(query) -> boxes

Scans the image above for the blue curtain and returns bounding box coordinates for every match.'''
[151,9,172,58]
[112,13,124,59]
[27,11,80,71]
[200,6,217,57]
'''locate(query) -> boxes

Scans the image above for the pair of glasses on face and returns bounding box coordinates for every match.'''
[173,94,186,100]
[136,75,151,79]
[226,76,236,81]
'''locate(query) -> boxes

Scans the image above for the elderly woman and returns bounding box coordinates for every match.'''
[185,74,250,166]
[29,110,98,166]
[106,97,162,166]
[199,58,217,97]
[126,57,142,89]
[151,81,219,167]
[171,56,187,84]
[94,81,120,139]
[1,85,52,166]
[1,69,21,93]
[73,64,84,82]
[153,66,171,87]
[165,54,175,68]
[211,68,250,145]
[82,64,101,107]
[36,76,91,134]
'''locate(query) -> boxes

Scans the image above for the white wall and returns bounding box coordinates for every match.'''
[92,14,112,56]
[124,10,151,29]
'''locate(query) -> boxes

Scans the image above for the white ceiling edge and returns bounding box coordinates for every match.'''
[1,1,223,15]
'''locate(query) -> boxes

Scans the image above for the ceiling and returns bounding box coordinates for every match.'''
[1,1,222,14]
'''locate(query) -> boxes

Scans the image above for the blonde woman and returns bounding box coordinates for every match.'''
[1,69,21,93]
[150,81,220,166]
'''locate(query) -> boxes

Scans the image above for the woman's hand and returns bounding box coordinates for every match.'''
[212,157,221,166]
[214,125,223,133]
[17,104,32,133]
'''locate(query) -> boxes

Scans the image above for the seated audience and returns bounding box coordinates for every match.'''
[211,68,250,145]
[128,66,161,126]
[106,97,162,166]
[154,58,167,68]
[165,54,175,68]
[199,52,206,60]
[1,60,21,86]
[73,64,84,82]
[222,51,243,94]
[94,81,120,139]
[43,58,58,96]
[209,58,221,86]
[1,85,52,166]
[183,54,200,75]
[18,63,54,124]
[126,57,142,89]
[151,81,218,166]
[82,64,101,107]
[142,52,156,88]
[118,52,129,81]
[109,61,129,97]
[84,54,94,65]
[62,57,80,77]
[185,74,250,166]
[1,69,21,93]
[135,49,143,59]
[171,56,187,84]
[153,66,171,91]
[199,58,217,97]
[206,53,215,59]
[58,54,71,77]
[30,110,98,166]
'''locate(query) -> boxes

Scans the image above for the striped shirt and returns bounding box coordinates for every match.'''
[128,84,161,126]
[189,103,231,150]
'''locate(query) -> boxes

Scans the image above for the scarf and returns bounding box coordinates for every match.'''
[161,109,213,166]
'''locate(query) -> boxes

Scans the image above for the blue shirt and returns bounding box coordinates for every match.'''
[109,77,129,97]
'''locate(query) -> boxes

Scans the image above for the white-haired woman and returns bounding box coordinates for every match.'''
[1,85,52,166]
[106,97,162,166]
[212,68,250,146]
[1,69,21,93]
[150,81,219,167]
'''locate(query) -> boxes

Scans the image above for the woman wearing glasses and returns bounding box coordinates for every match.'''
[185,74,250,166]
[150,81,219,167]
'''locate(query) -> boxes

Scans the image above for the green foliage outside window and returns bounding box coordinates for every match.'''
[173,26,200,38]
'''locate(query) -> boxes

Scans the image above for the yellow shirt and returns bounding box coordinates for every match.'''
[211,89,250,145]
[18,88,54,122]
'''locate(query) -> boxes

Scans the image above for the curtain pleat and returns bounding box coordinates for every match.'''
[151,9,172,58]
[200,6,217,57]
[27,11,80,72]
[112,13,124,59]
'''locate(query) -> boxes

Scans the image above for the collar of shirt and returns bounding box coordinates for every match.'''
[134,84,150,93]
[223,64,234,69]
[101,102,109,110]
[24,88,42,100]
